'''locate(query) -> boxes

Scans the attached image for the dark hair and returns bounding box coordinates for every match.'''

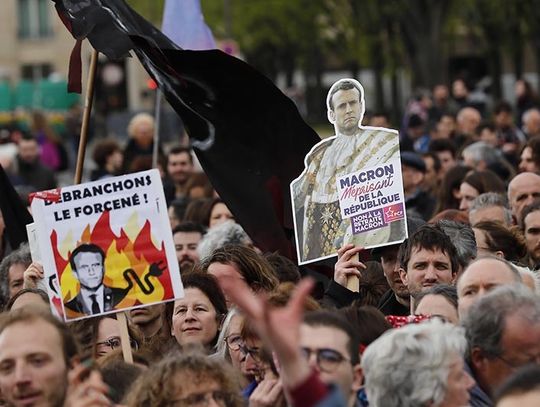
[5,288,49,311]
[399,224,459,275]
[172,221,206,236]
[68,315,142,360]
[328,80,362,110]
[263,252,301,283]
[461,170,505,196]
[436,165,472,212]
[201,245,279,293]
[339,306,391,349]
[168,197,191,224]
[100,360,144,404]
[493,100,513,115]
[303,310,360,365]
[351,261,390,307]
[422,152,441,172]
[415,284,458,311]
[429,139,456,158]
[494,365,540,403]
[522,136,540,170]
[92,139,121,168]
[473,221,527,262]
[429,209,470,224]
[182,272,228,319]
[185,172,214,199]
[167,145,193,165]
[521,201,540,232]
[184,198,212,226]
[69,243,105,272]
[475,122,496,136]
[0,308,78,366]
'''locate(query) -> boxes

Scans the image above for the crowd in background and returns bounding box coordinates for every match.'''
[0,76,540,406]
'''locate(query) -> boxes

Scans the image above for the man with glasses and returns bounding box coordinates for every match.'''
[299,310,363,407]
[462,284,540,407]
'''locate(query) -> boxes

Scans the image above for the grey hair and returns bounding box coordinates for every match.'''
[436,220,477,268]
[522,108,540,125]
[515,265,540,295]
[462,284,540,361]
[362,319,467,407]
[469,192,512,225]
[0,243,31,300]
[462,141,501,167]
[197,221,252,260]
[209,307,241,363]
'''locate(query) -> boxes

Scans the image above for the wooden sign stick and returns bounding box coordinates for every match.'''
[346,252,360,292]
[117,311,134,363]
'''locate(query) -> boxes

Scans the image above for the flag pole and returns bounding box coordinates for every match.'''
[152,89,162,169]
[74,49,99,184]
[72,47,134,363]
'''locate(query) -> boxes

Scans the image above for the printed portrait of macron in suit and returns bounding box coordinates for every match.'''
[65,243,125,315]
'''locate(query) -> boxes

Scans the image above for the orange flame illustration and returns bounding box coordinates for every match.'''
[51,211,173,313]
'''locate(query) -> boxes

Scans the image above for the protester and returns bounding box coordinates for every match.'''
[472,221,527,262]
[171,272,227,351]
[90,139,123,181]
[469,192,513,226]
[457,256,522,319]
[507,172,540,225]
[0,243,31,305]
[362,319,474,407]
[164,145,194,200]
[172,221,205,272]
[125,351,244,407]
[398,224,459,311]
[414,284,459,324]
[458,170,506,212]
[495,365,540,406]
[462,285,540,406]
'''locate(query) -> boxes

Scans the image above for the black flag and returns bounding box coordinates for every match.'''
[0,165,33,250]
[52,0,320,258]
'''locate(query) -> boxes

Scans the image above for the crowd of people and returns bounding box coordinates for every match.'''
[0,77,540,406]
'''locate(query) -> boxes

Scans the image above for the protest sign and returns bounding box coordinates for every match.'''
[291,78,408,265]
[26,222,64,318]
[31,169,183,321]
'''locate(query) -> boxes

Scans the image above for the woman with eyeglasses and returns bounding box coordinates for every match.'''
[68,315,141,359]
[171,272,227,351]
[125,351,244,407]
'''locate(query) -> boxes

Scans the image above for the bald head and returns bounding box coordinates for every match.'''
[457,107,481,135]
[508,172,540,223]
[523,108,540,137]
[457,257,522,318]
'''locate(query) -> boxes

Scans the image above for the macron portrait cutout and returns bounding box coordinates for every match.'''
[291,79,408,265]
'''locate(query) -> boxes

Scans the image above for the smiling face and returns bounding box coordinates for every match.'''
[400,247,454,299]
[172,288,220,348]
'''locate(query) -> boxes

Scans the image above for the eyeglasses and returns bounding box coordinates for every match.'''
[170,390,233,407]
[239,343,261,362]
[493,353,540,370]
[301,347,350,373]
[96,336,139,352]
[224,335,243,352]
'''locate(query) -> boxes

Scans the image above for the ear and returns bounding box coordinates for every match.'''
[328,109,335,124]
[351,364,364,392]
[495,251,505,259]
[470,347,487,372]
[399,267,408,286]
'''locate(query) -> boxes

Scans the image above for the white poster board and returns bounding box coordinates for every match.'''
[31,170,183,321]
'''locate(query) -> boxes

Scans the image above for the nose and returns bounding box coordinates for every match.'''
[465,371,475,390]
[459,198,467,211]
[424,266,438,282]
[14,363,31,384]
[184,307,196,320]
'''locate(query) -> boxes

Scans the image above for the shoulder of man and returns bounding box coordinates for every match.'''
[305,137,336,166]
